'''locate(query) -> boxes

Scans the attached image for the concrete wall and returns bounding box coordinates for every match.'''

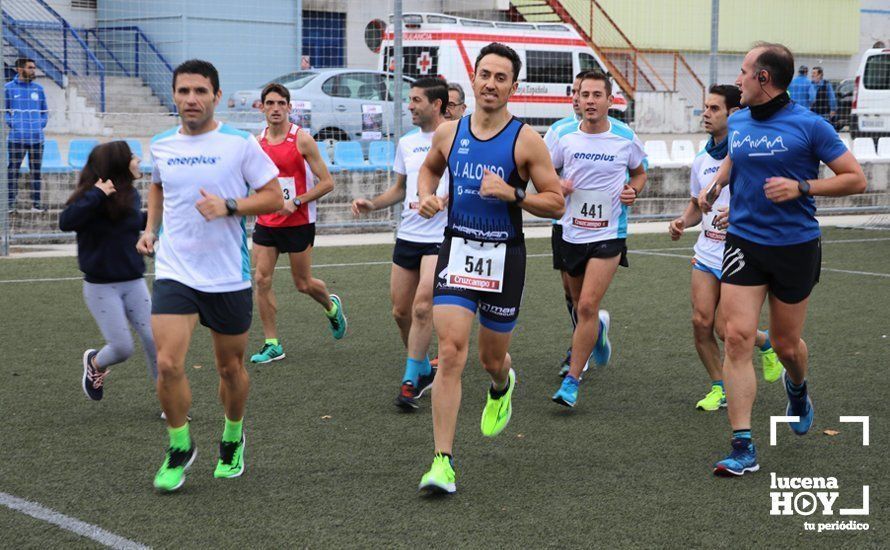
[45,0,96,29]
[850,1,890,74]
[96,1,299,99]
[561,0,860,56]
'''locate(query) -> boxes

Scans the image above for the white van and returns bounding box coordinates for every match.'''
[379,12,627,131]
[851,48,890,139]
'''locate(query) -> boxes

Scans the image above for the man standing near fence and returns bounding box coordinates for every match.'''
[5,58,47,211]
[810,66,837,123]
[249,82,346,366]
[787,65,815,109]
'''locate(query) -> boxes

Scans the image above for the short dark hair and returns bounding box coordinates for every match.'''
[751,42,794,90]
[15,58,34,68]
[412,77,448,115]
[708,84,741,111]
[475,43,522,82]
[812,66,824,75]
[261,83,290,104]
[173,59,220,94]
[447,82,465,104]
[578,70,612,96]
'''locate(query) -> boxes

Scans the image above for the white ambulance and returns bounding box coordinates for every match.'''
[851,47,890,139]
[379,12,627,131]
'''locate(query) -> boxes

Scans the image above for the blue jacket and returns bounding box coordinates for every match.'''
[5,76,48,143]
[811,79,837,118]
[788,75,815,109]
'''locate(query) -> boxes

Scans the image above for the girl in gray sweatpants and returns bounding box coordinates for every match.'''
[59,140,157,400]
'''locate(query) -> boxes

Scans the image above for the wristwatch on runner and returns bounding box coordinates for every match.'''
[225,198,238,216]
[797,180,811,197]
[293,198,302,208]
[513,187,526,204]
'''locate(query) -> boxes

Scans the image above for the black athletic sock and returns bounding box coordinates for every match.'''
[565,294,576,329]
[489,377,511,400]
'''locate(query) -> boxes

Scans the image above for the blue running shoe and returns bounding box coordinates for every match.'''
[592,310,612,367]
[713,439,759,477]
[552,375,579,408]
[783,371,814,435]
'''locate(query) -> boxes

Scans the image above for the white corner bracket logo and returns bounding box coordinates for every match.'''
[768,415,870,533]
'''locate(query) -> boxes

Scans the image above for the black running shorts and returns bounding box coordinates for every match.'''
[152,279,253,335]
[721,233,821,304]
[252,223,315,254]
[392,238,442,271]
[432,237,526,333]
[551,224,566,271]
[560,238,628,278]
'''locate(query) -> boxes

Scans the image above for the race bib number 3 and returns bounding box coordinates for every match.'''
[571,189,611,229]
[279,177,296,202]
[446,238,506,293]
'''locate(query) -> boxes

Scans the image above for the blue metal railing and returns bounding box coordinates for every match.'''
[1,12,65,86]
[2,0,106,111]
[86,26,175,111]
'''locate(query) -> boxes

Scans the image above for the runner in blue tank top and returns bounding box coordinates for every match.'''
[414,43,565,495]
[698,43,866,478]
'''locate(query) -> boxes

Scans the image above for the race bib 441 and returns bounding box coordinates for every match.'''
[570,189,611,229]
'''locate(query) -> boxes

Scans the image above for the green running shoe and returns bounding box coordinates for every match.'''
[695,385,727,411]
[418,453,456,495]
[250,343,285,364]
[327,294,347,340]
[759,347,784,383]
[214,433,245,479]
[153,443,196,493]
[480,368,516,437]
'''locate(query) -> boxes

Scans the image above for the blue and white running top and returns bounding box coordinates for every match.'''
[151,122,279,292]
[550,117,646,244]
[446,116,527,244]
[727,103,847,246]
[690,147,728,271]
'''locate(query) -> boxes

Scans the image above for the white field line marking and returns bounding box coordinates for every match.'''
[0,238,887,285]
[0,491,149,550]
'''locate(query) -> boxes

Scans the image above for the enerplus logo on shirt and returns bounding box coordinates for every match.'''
[166,155,222,166]
[572,152,617,162]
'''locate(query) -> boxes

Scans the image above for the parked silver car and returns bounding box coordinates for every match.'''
[226,68,414,144]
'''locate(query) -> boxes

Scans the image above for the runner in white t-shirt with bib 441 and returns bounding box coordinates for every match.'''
[549,71,648,409]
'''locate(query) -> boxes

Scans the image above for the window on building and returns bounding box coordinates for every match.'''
[526,50,573,84]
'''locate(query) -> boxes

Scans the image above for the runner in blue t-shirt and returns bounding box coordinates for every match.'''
[699,43,866,477]
[413,43,565,495]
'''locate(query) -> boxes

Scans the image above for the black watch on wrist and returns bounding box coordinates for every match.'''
[513,187,526,204]
[225,198,238,216]
[797,180,811,197]
[293,198,302,208]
